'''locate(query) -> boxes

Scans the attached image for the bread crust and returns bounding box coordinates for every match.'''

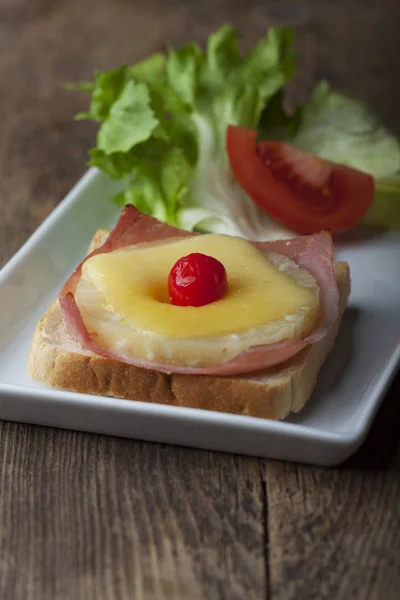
[27,230,350,420]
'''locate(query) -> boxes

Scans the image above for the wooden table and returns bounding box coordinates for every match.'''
[1,1,399,598]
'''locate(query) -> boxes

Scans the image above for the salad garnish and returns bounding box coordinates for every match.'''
[72,25,400,237]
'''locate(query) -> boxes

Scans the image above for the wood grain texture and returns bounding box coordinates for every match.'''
[0,0,400,599]
[264,378,400,600]
[0,422,265,600]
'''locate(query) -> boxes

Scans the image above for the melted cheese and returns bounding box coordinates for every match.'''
[75,234,320,367]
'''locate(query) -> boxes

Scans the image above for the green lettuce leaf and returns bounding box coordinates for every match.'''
[97,80,158,154]
[74,65,129,122]
[73,24,295,239]
[291,82,400,178]
[363,176,400,229]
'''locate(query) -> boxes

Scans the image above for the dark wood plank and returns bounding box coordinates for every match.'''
[0,422,265,600]
[264,379,400,600]
[264,2,400,598]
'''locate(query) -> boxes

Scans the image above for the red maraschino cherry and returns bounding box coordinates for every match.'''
[168,252,228,307]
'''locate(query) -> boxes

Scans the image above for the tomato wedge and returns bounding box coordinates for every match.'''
[226,125,375,234]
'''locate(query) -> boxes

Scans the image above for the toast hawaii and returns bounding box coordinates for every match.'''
[28,205,350,420]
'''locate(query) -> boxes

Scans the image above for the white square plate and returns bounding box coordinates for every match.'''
[0,169,399,466]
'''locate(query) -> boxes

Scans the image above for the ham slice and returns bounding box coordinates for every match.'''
[60,205,339,376]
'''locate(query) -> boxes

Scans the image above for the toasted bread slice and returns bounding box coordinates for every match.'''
[27,229,350,420]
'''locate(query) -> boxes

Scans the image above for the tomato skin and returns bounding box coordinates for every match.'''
[226,125,375,234]
[168,253,228,307]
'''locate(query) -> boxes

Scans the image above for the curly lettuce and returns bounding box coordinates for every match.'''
[73,25,295,239]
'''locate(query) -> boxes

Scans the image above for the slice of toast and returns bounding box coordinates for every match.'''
[27,229,350,420]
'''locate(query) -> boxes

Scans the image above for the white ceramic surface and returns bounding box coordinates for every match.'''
[0,168,399,465]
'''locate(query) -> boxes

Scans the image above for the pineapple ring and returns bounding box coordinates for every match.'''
[75,234,320,368]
